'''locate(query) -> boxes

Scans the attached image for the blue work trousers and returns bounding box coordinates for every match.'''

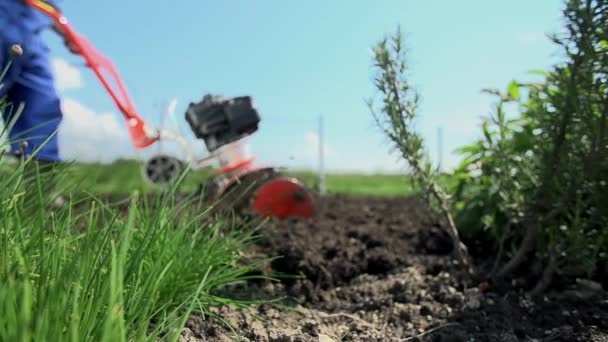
[0,3,62,162]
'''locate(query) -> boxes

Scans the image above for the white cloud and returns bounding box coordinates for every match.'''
[51,57,83,91]
[58,98,132,162]
[59,98,125,140]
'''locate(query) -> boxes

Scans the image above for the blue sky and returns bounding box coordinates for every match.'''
[43,0,565,173]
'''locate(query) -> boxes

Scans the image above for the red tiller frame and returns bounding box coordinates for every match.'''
[24,0,159,149]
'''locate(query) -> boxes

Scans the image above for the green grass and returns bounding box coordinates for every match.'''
[0,154,267,341]
[289,170,413,197]
[0,159,416,197]
[55,159,213,194]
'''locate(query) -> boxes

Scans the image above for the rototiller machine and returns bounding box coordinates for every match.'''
[26,0,315,220]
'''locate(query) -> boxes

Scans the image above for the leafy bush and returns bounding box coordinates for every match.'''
[370,0,607,293]
[449,84,540,271]
[451,0,608,291]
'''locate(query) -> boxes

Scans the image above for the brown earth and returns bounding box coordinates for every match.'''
[174,194,608,342]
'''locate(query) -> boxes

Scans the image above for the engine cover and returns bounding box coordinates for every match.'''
[185,94,260,152]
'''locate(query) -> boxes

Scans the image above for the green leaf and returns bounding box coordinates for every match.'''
[497,107,505,127]
[482,121,493,144]
[527,69,548,76]
[507,80,520,100]
[481,214,494,228]
[454,143,483,156]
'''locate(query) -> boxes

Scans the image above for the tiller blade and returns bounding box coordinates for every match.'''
[212,167,315,220]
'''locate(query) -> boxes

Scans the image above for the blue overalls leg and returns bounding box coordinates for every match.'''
[0,0,63,162]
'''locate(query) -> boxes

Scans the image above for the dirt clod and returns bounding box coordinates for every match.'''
[301,320,319,337]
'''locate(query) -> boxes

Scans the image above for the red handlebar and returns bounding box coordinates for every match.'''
[24,0,158,149]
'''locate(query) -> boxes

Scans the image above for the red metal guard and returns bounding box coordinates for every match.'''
[252,177,315,219]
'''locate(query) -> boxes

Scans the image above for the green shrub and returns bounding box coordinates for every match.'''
[368,27,473,273]
[450,0,608,291]
[370,0,607,293]
[449,84,540,272]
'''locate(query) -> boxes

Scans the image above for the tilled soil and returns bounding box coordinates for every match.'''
[174,194,608,342]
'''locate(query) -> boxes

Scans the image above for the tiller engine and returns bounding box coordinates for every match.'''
[27,0,315,220]
[143,95,315,219]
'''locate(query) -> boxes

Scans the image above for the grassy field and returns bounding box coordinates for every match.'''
[288,170,413,197]
[16,159,415,197]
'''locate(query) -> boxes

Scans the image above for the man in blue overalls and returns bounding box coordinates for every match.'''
[0,0,76,205]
